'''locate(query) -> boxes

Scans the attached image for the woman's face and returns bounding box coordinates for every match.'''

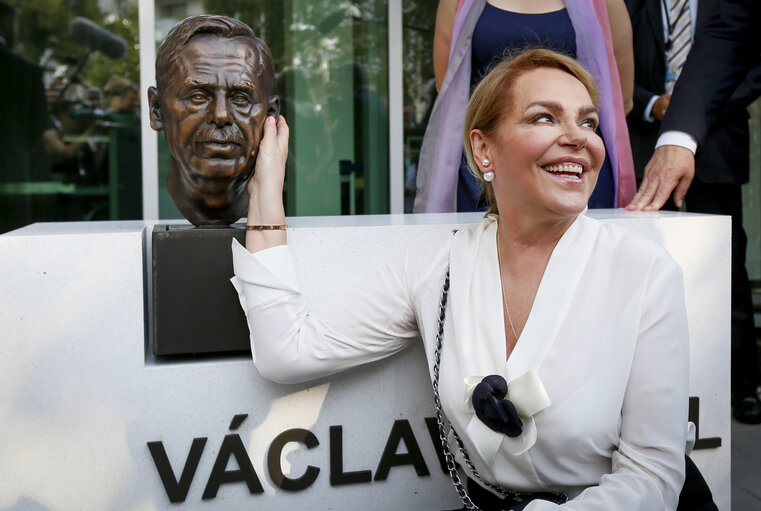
[477,67,605,223]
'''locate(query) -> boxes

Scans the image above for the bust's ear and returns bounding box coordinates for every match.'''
[267,95,280,119]
[148,87,163,131]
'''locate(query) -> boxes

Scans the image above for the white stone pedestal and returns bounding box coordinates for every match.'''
[0,211,731,510]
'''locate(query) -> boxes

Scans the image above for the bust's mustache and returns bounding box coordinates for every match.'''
[194,126,245,146]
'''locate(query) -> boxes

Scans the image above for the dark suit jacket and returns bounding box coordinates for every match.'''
[0,44,49,232]
[660,0,761,149]
[0,44,49,182]
[626,0,761,184]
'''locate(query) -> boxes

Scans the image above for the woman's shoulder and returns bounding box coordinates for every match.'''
[402,223,459,270]
[400,216,490,287]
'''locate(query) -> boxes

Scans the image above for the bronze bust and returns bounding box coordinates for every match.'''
[148,15,279,227]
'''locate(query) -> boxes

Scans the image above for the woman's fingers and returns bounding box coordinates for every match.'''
[250,115,289,193]
[259,115,278,158]
[260,115,288,167]
[276,115,289,157]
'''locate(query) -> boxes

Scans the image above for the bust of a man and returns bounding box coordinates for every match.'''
[148,15,278,227]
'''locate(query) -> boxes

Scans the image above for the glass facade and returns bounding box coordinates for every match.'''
[154,0,390,218]
[401,2,436,213]
[0,0,142,234]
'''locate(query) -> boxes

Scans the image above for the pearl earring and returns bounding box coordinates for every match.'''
[483,171,495,182]
[482,158,490,166]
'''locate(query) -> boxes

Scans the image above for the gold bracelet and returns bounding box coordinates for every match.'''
[246,224,287,230]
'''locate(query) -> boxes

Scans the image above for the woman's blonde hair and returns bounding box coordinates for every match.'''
[463,48,600,214]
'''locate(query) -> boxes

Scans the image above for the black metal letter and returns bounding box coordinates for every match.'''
[147,437,207,503]
[202,434,264,499]
[267,428,321,491]
[689,396,722,449]
[375,419,430,480]
[329,425,372,486]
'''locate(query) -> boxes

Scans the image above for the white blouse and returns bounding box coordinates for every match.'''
[231,214,689,510]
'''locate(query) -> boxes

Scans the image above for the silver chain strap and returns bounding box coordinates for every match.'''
[432,266,480,510]
[433,265,529,510]
[432,252,567,509]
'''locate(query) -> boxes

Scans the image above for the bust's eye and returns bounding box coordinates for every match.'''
[231,93,252,107]
[188,91,208,103]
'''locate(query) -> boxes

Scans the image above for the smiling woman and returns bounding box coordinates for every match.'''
[232,49,696,510]
[463,50,606,361]
[464,50,603,220]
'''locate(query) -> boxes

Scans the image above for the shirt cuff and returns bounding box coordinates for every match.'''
[230,239,300,312]
[643,95,658,123]
[655,131,698,154]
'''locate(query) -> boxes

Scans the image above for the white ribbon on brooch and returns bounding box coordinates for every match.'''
[462,369,551,465]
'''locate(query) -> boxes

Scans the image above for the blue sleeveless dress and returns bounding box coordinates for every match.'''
[457,4,615,211]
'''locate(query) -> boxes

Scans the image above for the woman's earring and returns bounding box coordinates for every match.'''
[481,158,494,181]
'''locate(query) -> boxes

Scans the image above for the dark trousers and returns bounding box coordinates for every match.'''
[666,180,760,396]
[677,455,719,511]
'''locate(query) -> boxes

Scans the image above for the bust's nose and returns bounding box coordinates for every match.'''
[211,91,232,126]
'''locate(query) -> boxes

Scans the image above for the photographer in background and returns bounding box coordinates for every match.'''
[42,90,106,184]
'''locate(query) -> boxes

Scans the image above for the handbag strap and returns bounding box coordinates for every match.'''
[432,249,567,509]
[432,265,479,509]
[433,265,533,509]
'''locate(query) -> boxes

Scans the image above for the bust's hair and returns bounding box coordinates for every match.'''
[155,15,274,95]
[463,48,600,214]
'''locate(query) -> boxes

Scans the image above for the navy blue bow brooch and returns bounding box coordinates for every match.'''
[471,374,523,437]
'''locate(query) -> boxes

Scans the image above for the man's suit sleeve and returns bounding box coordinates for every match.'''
[661,0,761,145]
[631,83,659,124]
[727,54,761,111]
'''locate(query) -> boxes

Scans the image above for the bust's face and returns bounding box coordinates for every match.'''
[151,34,271,221]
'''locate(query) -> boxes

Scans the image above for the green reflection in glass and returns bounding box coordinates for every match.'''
[401,2,437,213]
[154,0,389,218]
[1,0,142,233]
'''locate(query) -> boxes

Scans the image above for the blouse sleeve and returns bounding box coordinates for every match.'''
[527,256,690,511]
[230,239,422,384]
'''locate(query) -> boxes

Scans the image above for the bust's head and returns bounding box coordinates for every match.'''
[148,15,279,226]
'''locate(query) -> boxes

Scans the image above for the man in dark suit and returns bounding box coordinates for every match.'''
[626,0,761,423]
[0,1,50,233]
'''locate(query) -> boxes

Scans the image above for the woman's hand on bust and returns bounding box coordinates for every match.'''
[249,115,289,197]
[245,115,290,254]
